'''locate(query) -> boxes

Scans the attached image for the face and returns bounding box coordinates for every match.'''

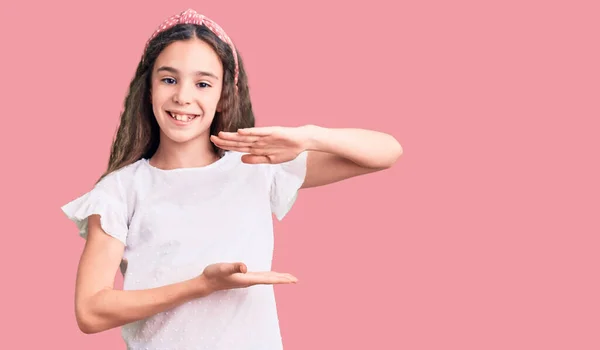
[150,38,224,145]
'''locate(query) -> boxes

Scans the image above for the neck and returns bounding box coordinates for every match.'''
[150,133,220,170]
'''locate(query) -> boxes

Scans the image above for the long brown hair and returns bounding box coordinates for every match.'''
[98,24,254,182]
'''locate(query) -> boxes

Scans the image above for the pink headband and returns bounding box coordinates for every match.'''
[145,9,239,90]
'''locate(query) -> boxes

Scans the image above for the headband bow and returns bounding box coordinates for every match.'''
[145,9,239,91]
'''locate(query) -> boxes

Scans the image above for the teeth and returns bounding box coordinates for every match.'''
[170,113,196,122]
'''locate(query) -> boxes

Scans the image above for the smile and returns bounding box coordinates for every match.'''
[167,111,200,122]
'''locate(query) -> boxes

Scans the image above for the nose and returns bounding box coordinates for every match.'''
[173,82,194,105]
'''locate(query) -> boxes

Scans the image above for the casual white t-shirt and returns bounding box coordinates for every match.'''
[61,150,308,350]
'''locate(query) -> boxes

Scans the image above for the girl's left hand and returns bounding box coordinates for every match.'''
[210,126,313,164]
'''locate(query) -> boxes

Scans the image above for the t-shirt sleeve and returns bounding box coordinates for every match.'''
[269,151,308,221]
[61,172,129,246]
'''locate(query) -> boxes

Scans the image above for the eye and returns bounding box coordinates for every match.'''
[197,82,211,88]
[161,77,176,85]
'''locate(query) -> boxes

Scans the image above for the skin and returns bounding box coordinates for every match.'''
[74,37,403,334]
[149,38,224,170]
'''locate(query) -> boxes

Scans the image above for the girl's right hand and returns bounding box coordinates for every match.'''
[198,262,298,293]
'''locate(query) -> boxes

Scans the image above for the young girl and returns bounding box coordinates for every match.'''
[62,9,402,350]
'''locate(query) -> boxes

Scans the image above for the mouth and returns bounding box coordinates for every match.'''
[167,111,200,123]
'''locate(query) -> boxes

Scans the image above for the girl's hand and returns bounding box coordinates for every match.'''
[210,126,314,164]
[198,262,298,294]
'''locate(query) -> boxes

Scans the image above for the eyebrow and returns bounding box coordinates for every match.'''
[156,66,220,80]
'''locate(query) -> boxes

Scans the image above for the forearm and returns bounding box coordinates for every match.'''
[78,276,211,334]
[304,125,403,169]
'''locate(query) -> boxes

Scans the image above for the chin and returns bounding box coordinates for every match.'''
[163,132,204,144]
[160,126,211,144]
[157,113,213,144]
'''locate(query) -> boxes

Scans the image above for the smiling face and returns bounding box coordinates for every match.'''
[150,38,224,145]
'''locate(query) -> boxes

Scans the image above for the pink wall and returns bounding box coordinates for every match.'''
[2,1,598,349]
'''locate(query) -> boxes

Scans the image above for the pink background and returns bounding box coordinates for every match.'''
[1,0,598,349]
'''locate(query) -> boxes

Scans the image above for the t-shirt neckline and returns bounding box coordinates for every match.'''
[142,151,232,173]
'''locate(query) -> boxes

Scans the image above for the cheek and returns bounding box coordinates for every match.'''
[151,97,162,120]
[199,92,221,113]
[210,88,224,112]
[151,88,170,114]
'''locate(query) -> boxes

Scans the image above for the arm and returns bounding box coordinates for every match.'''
[301,125,403,188]
[75,215,297,334]
[210,124,403,188]
[75,214,211,334]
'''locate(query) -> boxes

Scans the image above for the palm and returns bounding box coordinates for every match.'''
[210,126,312,164]
[202,262,297,292]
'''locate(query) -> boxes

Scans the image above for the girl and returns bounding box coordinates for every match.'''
[62,9,402,350]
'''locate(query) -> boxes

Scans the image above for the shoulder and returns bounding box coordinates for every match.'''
[96,159,147,190]
[60,161,148,245]
[265,152,309,221]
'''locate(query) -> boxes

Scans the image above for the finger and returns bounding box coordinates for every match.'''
[211,137,279,156]
[210,135,253,147]
[246,272,297,284]
[216,132,262,143]
[283,273,298,280]
[238,148,272,157]
[237,127,278,136]
[254,272,298,282]
[217,146,253,153]
[212,137,277,151]
[221,262,247,275]
[217,145,273,155]
[274,272,298,282]
[241,154,272,164]
[210,135,254,149]
[280,274,298,283]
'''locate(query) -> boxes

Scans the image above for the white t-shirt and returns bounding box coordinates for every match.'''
[61,150,308,350]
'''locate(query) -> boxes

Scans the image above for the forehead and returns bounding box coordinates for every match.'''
[154,38,223,77]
